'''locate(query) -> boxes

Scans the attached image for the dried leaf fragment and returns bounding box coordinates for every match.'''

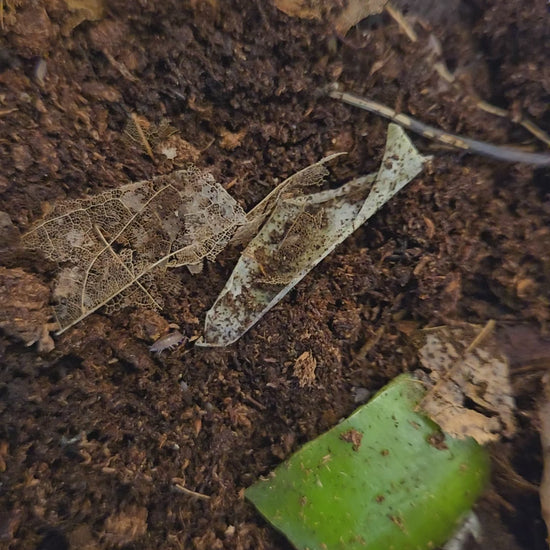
[416,324,516,444]
[201,124,428,346]
[273,0,388,34]
[273,0,328,20]
[293,351,317,387]
[218,127,247,151]
[333,0,388,35]
[123,113,155,159]
[22,168,246,334]
[62,0,104,35]
[157,133,200,163]
[231,153,344,247]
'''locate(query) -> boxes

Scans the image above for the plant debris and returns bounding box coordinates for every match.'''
[415,323,516,444]
[273,0,388,35]
[332,0,388,35]
[246,374,489,550]
[201,123,428,346]
[2,1,549,547]
[62,0,105,35]
[292,350,317,387]
[23,123,426,344]
[22,168,246,334]
[327,85,550,167]
[101,505,148,548]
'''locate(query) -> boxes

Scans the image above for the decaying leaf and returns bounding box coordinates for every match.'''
[123,113,157,160]
[273,0,388,35]
[293,350,317,387]
[156,133,201,163]
[22,168,246,334]
[218,127,247,151]
[22,125,425,340]
[62,0,104,35]
[273,0,328,20]
[123,115,199,164]
[200,124,428,346]
[415,324,516,444]
[333,0,388,35]
[231,152,345,247]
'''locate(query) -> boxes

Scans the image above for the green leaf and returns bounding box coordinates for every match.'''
[246,374,490,550]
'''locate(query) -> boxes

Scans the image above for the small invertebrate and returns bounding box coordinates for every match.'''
[149,330,186,354]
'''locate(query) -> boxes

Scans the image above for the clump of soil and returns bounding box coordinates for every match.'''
[1,0,549,548]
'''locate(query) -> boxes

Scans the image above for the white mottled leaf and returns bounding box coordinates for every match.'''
[200,124,428,347]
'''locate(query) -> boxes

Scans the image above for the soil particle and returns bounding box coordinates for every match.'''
[7,4,59,57]
[0,267,52,347]
[102,505,148,547]
[126,309,170,343]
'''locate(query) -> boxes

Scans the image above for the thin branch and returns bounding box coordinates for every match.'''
[383,2,550,148]
[326,85,550,167]
[173,483,211,500]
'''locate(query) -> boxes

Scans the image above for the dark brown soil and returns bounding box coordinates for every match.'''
[1,1,550,548]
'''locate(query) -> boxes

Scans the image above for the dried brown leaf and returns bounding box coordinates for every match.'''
[123,115,199,164]
[273,0,388,34]
[156,133,200,163]
[415,324,516,444]
[62,0,104,34]
[273,0,327,20]
[293,351,317,387]
[218,127,247,151]
[333,0,387,35]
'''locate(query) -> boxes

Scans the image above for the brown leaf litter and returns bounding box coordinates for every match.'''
[414,322,516,444]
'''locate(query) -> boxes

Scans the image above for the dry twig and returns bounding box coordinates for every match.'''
[327,84,550,167]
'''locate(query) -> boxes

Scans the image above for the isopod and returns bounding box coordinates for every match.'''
[149,330,186,354]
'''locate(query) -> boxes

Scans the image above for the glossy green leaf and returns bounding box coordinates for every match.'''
[246,374,490,550]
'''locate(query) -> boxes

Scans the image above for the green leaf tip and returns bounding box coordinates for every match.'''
[246,374,490,550]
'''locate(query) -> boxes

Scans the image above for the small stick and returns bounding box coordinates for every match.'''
[380,2,550,149]
[326,84,550,167]
[173,483,211,500]
[385,2,417,42]
[130,113,155,161]
[433,62,550,148]
[465,319,495,353]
